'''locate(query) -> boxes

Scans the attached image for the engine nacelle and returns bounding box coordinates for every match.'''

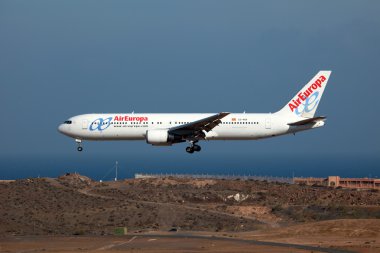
[146,130,183,146]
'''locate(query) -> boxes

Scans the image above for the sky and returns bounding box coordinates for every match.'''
[1,1,379,178]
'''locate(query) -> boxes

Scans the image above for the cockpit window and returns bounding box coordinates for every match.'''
[64,120,72,124]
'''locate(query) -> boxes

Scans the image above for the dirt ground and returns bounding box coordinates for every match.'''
[0,174,379,252]
[239,219,380,253]
[0,233,358,253]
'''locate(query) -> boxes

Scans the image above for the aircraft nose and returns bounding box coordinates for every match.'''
[58,124,65,134]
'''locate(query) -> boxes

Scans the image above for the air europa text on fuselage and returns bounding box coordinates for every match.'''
[288,75,327,112]
[114,115,148,123]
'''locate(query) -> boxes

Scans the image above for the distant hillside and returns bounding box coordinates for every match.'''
[0,174,379,236]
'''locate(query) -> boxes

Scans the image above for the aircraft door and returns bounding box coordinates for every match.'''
[265,117,271,129]
[82,120,88,130]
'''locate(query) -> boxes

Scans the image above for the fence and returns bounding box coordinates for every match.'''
[134,173,293,184]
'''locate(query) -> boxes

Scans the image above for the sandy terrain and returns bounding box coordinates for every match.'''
[0,236,320,253]
[240,219,380,253]
[0,174,379,252]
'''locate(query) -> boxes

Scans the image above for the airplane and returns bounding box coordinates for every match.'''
[58,71,331,153]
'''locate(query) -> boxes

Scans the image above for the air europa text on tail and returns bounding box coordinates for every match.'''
[288,75,327,112]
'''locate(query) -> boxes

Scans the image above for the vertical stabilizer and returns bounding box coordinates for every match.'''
[276,71,331,118]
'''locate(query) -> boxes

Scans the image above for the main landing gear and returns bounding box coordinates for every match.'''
[186,141,201,154]
[76,139,83,152]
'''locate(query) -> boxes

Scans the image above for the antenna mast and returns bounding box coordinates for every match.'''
[115,161,118,181]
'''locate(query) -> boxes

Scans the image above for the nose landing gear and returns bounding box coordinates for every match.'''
[76,139,83,152]
[186,141,201,154]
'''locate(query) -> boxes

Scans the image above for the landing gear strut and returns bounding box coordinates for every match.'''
[186,141,201,154]
[76,139,83,152]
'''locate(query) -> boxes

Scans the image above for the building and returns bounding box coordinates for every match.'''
[294,176,380,190]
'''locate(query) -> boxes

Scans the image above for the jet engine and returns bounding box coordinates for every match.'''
[146,130,183,146]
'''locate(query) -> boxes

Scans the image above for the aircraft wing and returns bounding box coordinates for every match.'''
[169,112,230,138]
[288,116,326,126]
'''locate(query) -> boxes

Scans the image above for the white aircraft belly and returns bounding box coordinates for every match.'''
[103,126,146,140]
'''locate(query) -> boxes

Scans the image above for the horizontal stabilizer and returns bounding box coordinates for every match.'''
[288,116,326,126]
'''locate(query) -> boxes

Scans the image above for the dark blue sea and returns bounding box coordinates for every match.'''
[0,154,379,181]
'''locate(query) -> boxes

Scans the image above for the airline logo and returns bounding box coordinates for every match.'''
[288,75,327,115]
[89,115,149,131]
[90,117,113,131]
[114,115,148,123]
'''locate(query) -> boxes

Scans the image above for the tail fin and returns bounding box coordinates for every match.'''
[276,71,331,118]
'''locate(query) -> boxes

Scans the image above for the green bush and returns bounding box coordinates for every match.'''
[114,227,126,235]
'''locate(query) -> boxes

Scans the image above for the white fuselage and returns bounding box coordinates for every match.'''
[57,71,331,152]
[58,113,323,142]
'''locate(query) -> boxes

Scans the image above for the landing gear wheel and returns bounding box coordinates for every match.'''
[193,145,201,152]
[75,139,83,152]
[186,146,194,154]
